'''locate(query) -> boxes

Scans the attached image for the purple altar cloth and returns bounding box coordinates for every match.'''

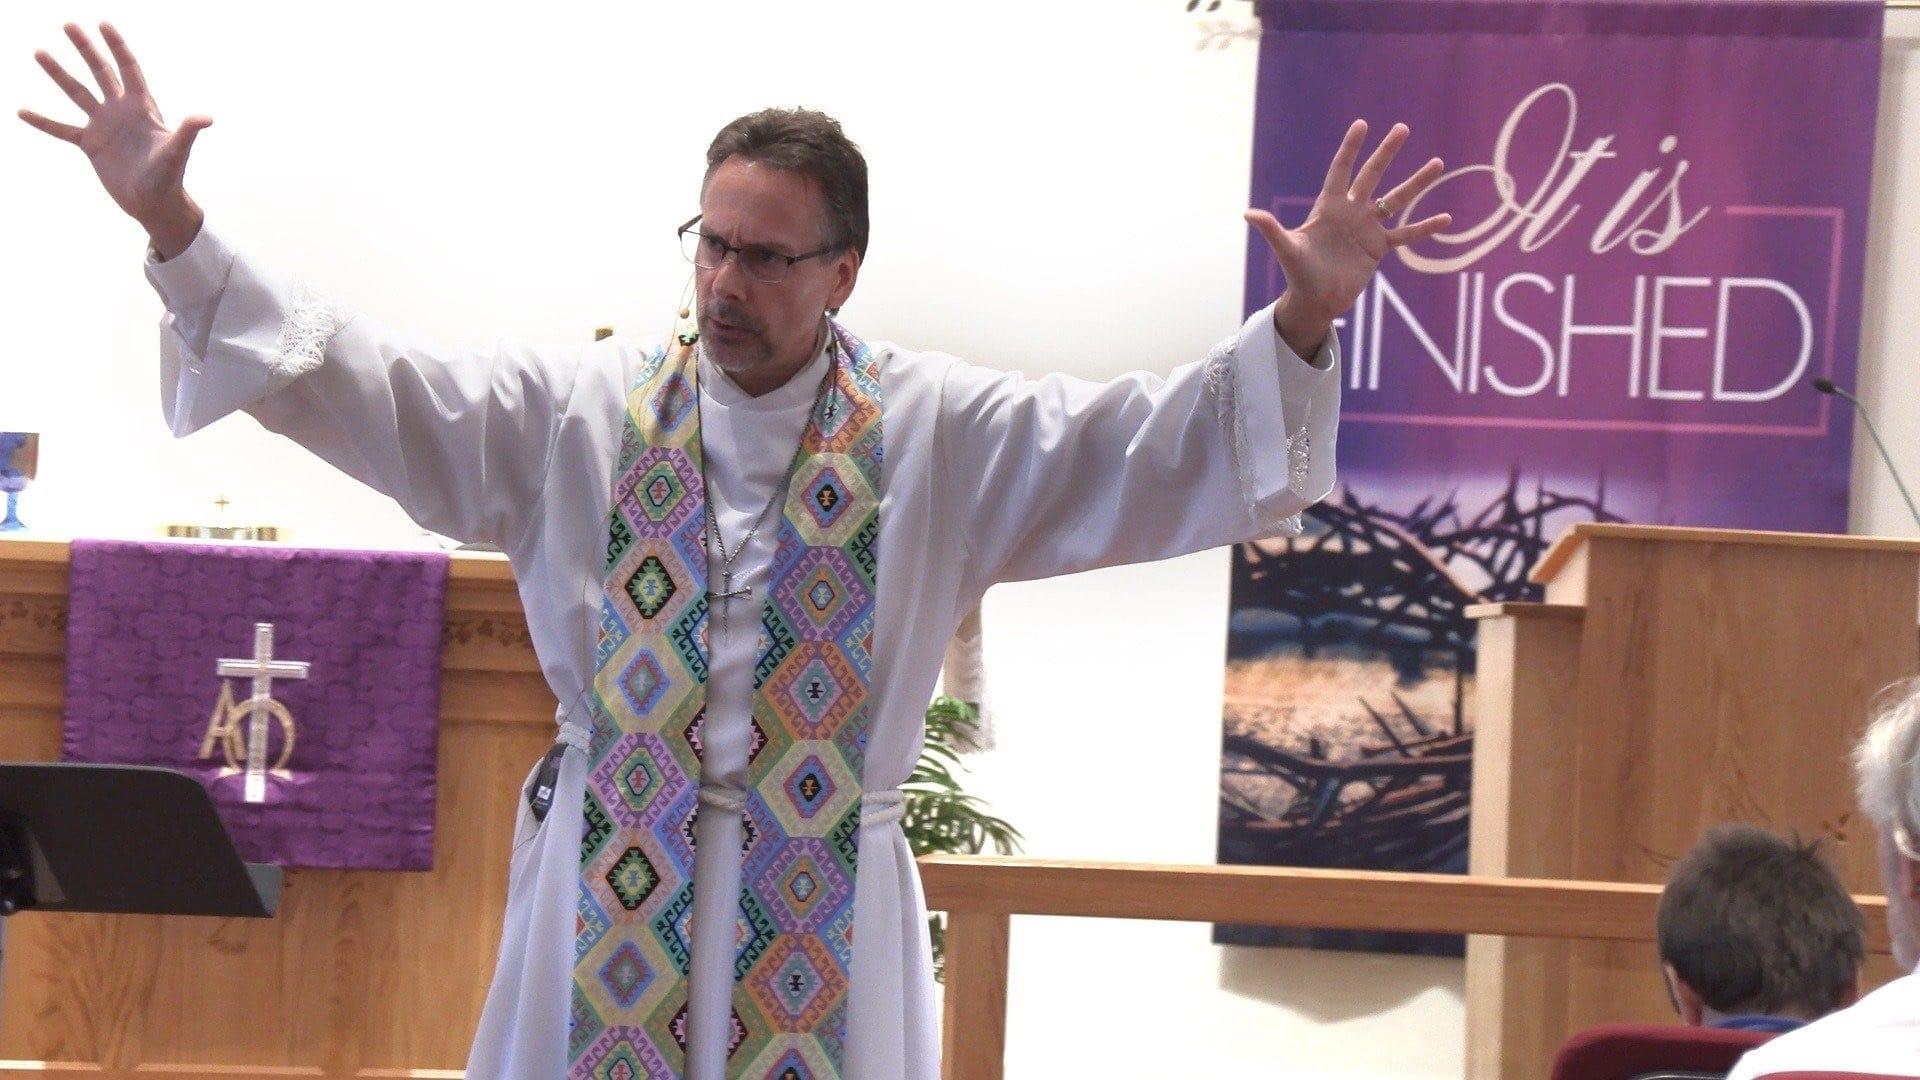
[62,539,450,870]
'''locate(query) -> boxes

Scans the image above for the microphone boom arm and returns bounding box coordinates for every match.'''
[1824,380,1920,532]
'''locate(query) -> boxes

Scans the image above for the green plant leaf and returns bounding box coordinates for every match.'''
[907,697,1022,980]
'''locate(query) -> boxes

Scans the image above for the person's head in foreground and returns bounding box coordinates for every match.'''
[1657,823,1864,1031]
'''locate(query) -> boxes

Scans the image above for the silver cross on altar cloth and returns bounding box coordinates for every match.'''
[708,572,751,631]
[216,622,311,804]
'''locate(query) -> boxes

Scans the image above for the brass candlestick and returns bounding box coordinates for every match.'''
[164,493,281,542]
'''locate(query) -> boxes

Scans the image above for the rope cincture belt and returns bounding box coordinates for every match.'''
[696,783,906,827]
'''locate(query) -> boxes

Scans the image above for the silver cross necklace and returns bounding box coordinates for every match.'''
[695,333,839,631]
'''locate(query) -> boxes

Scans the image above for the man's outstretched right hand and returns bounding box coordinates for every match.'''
[19,22,208,260]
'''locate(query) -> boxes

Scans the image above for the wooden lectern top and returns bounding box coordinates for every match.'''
[1530,521,1920,586]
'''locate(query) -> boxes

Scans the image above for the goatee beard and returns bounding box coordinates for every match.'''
[696,317,773,376]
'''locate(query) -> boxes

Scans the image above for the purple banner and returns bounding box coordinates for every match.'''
[1249,0,1881,529]
[1217,0,1884,954]
[63,540,449,870]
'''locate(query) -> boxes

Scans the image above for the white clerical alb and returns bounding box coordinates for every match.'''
[144,217,1342,1080]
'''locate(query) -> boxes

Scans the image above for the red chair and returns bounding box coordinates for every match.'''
[1550,1023,1777,1080]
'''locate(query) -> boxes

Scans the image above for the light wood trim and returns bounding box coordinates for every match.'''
[917,856,1890,952]
[0,538,521,614]
[922,857,1893,1080]
[1530,522,1920,586]
[0,1060,460,1068]
[1464,602,1586,621]
[0,538,513,579]
[940,912,1008,1080]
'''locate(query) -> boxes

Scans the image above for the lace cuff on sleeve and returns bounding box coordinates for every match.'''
[1205,339,1311,537]
[271,284,344,385]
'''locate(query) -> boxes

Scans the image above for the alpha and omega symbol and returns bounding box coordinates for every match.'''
[197,622,312,804]
[199,679,297,774]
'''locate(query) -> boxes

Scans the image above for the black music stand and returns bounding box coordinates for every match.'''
[0,763,281,1031]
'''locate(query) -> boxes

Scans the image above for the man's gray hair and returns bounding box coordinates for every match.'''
[1855,676,1920,848]
[704,108,869,261]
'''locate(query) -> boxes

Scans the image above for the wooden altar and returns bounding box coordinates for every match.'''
[0,538,556,1078]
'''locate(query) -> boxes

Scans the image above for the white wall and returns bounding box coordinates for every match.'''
[1854,18,1920,541]
[4,3,1917,1077]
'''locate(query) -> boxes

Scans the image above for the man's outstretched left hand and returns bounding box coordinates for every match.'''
[1247,119,1452,359]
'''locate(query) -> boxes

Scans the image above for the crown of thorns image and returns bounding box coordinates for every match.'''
[1222,472,1618,875]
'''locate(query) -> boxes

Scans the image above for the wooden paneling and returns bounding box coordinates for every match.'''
[0,540,554,1079]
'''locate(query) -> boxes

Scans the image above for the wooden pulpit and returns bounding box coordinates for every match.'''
[0,538,557,1078]
[1466,523,1920,1079]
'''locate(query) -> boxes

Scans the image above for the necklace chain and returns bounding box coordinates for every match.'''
[695,331,839,627]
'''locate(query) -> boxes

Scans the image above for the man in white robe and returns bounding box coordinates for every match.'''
[22,22,1452,1080]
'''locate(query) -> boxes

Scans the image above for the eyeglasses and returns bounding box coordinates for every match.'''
[677,214,843,285]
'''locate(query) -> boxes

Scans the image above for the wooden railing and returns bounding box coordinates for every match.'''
[918,855,1894,1080]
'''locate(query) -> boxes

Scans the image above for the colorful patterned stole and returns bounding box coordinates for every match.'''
[572,323,883,1079]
